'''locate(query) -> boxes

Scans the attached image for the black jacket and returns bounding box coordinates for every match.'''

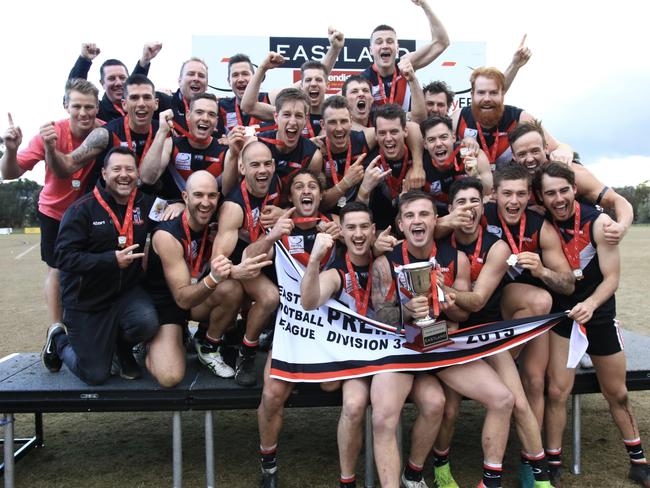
[55,184,155,311]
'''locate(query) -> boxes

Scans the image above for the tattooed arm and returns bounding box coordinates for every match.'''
[372,255,402,326]
[45,126,109,178]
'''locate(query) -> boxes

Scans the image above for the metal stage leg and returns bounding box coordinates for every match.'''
[364,406,374,488]
[571,394,582,475]
[205,411,215,488]
[173,411,182,487]
[3,413,15,488]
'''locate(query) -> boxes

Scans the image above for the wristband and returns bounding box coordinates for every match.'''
[209,271,221,285]
[203,276,217,290]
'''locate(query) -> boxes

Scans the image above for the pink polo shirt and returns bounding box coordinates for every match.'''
[17,119,101,221]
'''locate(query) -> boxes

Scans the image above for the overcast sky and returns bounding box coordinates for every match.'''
[1,0,648,187]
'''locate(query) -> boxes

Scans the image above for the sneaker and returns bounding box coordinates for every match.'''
[629,463,650,487]
[115,347,142,380]
[260,467,278,488]
[41,323,65,373]
[197,341,235,378]
[434,463,459,488]
[401,471,429,487]
[549,465,562,488]
[533,482,553,488]
[518,462,535,488]
[132,342,148,366]
[235,353,257,386]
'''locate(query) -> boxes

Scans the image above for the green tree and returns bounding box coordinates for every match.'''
[0,179,42,228]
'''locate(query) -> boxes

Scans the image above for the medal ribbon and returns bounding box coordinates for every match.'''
[476,122,505,164]
[325,137,352,185]
[433,144,462,172]
[372,64,398,104]
[172,120,213,146]
[498,210,526,254]
[123,116,153,164]
[552,201,582,272]
[401,241,440,317]
[181,211,209,279]
[345,252,373,316]
[379,145,410,200]
[112,102,125,117]
[241,179,268,242]
[93,186,136,248]
[65,125,85,183]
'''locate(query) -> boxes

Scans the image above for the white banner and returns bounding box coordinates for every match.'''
[270,243,566,382]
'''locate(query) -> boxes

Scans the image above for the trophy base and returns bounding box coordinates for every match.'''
[404,320,453,352]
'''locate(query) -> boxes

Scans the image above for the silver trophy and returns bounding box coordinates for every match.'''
[402,262,451,351]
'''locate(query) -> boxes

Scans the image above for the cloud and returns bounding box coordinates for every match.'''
[584,155,650,188]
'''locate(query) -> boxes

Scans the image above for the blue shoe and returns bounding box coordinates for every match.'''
[518,462,535,488]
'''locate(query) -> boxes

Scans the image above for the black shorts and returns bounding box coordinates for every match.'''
[150,293,190,326]
[552,314,623,356]
[37,210,60,267]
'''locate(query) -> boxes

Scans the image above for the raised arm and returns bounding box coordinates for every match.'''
[503,34,531,93]
[0,113,25,180]
[519,112,573,164]
[136,42,163,74]
[321,153,367,210]
[242,207,294,260]
[45,126,108,178]
[68,43,100,80]
[140,110,174,185]
[402,0,450,71]
[240,53,282,120]
[405,121,425,189]
[321,26,345,76]
[399,59,427,124]
[300,233,340,310]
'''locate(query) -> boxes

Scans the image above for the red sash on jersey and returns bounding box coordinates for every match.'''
[282,214,332,268]
[93,186,136,248]
[171,145,223,182]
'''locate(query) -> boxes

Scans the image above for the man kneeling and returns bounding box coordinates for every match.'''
[145,170,244,386]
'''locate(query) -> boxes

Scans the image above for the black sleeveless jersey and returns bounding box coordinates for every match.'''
[366,146,413,230]
[217,92,270,136]
[552,202,615,317]
[159,136,228,200]
[223,179,281,244]
[456,105,523,170]
[451,231,504,327]
[360,60,411,111]
[329,253,374,319]
[281,213,334,269]
[257,129,318,188]
[484,201,547,287]
[145,214,212,303]
[423,146,468,216]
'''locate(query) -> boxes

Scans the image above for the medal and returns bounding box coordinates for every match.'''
[506,254,518,267]
[182,211,209,280]
[72,179,81,190]
[191,277,198,285]
[93,186,137,249]
[66,124,85,191]
[552,202,584,282]
[337,196,347,208]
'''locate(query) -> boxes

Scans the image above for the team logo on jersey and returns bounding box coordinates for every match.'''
[226,112,238,128]
[287,235,305,254]
[487,225,502,238]
[132,207,143,225]
[463,128,478,139]
[175,152,192,171]
[429,180,442,195]
[251,207,260,227]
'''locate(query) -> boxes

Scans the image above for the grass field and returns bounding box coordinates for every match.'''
[0,228,648,487]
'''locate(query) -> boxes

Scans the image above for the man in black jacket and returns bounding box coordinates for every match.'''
[41,147,159,385]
